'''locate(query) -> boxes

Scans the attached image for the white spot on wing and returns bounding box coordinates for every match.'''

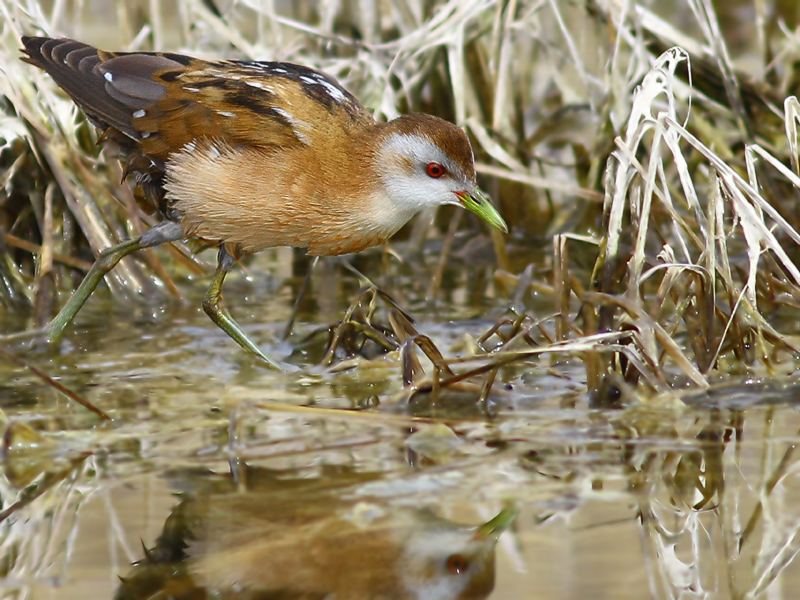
[217,111,236,118]
[298,74,347,104]
[183,86,200,92]
[316,79,346,103]
[272,107,311,145]
[245,80,263,88]
[141,131,151,138]
[271,107,293,122]
[103,72,113,82]
[132,109,146,118]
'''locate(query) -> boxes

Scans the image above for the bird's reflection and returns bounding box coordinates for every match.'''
[114,466,516,600]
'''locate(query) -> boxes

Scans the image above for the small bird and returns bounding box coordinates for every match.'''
[21,36,507,368]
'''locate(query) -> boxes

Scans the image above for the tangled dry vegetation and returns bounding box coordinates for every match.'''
[2,0,800,405]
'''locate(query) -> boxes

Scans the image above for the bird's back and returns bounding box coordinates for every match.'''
[20,36,374,222]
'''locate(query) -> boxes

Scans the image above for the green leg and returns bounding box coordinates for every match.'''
[202,247,282,370]
[45,221,183,343]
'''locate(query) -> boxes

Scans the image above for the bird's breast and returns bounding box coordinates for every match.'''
[163,142,409,256]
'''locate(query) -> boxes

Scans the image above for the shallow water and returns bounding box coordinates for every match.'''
[2,250,800,599]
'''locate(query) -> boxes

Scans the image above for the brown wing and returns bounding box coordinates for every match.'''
[130,65,315,160]
[20,37,364,215]
[20,37,173,140]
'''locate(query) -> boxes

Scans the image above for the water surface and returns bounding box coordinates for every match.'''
[2,251,800,599]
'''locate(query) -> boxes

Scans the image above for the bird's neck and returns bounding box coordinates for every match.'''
[310,123,426,243]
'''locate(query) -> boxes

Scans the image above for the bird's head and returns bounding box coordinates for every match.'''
[374,114,508,233]
[397,505,518,599]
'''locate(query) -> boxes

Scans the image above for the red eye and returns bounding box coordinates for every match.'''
[446,555,468,575]
[426,162,445,178]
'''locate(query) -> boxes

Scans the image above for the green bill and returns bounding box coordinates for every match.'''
[456,188,508,233]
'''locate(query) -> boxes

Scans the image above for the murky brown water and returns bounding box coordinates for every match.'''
[2,251,800,599]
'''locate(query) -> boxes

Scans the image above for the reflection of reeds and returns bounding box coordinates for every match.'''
[0,446,97,592]
[620,401,800,600]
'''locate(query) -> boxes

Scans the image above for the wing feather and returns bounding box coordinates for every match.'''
[20,37,339,160]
